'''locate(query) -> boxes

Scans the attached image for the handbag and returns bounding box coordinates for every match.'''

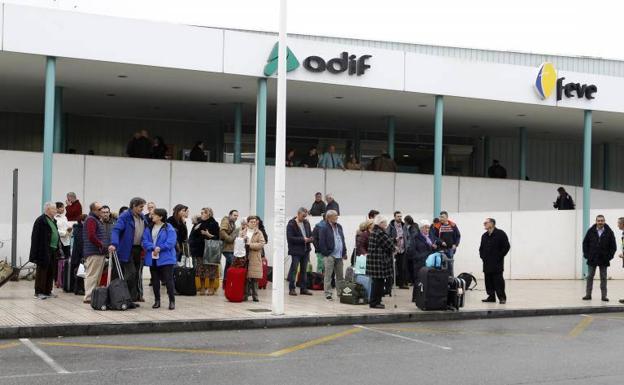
[203,239,223,265]
[76,262,86,278]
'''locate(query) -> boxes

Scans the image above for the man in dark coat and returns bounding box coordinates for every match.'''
[582,215,617,301]
[487,160,507,179]
[286,208,313,296]
[134,130,153,158]
[553,187,575,210]
[479,218,510,304]
[317,210,347,300]
[29,202,63,299]
[325,194,340,215]
[309,192,326,217]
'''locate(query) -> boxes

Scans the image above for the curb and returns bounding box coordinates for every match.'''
[1,305,623,340]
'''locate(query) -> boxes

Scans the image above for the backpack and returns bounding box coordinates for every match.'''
[457,272,477,290]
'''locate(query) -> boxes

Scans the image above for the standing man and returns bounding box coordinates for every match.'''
[54,202,72,262]
[368,210,380,220]
[431,211,461,276]
[145,201,156,224]
[286,208,313,296]
[553,187,575,210]
[29,202,63,300]
[616,218,624,304]
[309,192,326,217]
[109,197,147,304]
[583,215,616,302]
[487,160,507,179]
[82,201,107,304]
[318,145,345,170]
[317,210,347,301]
[326,194,340,216]
[65,192,83,222]
[387,211,409,289]
[479,218,510,304]
[220,209,239,287]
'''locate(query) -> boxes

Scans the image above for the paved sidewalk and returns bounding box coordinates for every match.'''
[1,279,624,339]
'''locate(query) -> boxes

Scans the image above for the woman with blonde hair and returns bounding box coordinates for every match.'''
[189,207,221,295]
[243,216,266,302]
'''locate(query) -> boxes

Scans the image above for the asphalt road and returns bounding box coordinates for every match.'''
[2,314,624,385]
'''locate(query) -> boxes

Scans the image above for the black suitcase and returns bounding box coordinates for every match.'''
[174,256,197,296]
[338,281,366,305]
[447,277,466,310]
[414,266,449,311]
[108,251,133,311]
[62,258,74,293]
[91,287,109,311]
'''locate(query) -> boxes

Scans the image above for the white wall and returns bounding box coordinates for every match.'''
[1,150,624,280]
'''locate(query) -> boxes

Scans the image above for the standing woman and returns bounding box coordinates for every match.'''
[244,216,266,302]
[142,208,177,310]
[189,208,221,295]
[366,216,395,309]
[151,136,168,159]
[167,204,189,262]
[354,219,373,266]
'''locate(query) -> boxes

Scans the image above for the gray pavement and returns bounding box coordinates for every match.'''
[2,314,624,385]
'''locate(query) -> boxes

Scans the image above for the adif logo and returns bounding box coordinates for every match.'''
[534,62,597,101]
[535,62,557,100]
[263,42,300,77]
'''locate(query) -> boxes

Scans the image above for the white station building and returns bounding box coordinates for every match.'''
[1,4,624,280]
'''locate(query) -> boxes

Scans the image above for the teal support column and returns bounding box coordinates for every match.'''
[234,103,242,163]
[387,116,396,159]
[255,78,267,219]
[53,87,63,153]
[582,110,592,278]
[42,57,56,208]
[433,95,444,218]
[603,143,610,190]
[519,127,527,180]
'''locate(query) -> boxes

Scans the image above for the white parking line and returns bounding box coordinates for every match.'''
[19,339,70,374]
[354,325,453,351]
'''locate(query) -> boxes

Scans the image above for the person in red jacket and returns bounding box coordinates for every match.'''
[65,192,83,222]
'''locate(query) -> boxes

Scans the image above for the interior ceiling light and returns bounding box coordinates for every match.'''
[402,154,410,158]
[106,93,116,97]
[516,113,526,117]
[418,104,427,108]
[117,75,128,78]
[595,121,603,124]
[209,103,218,106]
[334,96,344,99]
[232,86,241,89]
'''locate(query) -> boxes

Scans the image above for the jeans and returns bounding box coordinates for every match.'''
[288,253,310,291]
[323,256,344,297]
[484,272,506,301]
[150,264,175,303]
[444,248,456,277]
[222,252,234,286]
[586,265,608,298]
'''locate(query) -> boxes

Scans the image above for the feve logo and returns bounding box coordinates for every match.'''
[534,62,597,101]
[535,62,557,100]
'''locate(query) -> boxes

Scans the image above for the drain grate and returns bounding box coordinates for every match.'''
[248,308,272,313]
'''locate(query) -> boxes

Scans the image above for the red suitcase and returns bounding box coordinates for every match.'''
[258,258,268,289]
[225,267,247,302]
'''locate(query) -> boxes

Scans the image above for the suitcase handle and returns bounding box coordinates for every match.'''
[109,251,124,283]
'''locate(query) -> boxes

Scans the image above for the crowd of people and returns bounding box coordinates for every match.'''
[26,184,620,312]
[287,145,398,172]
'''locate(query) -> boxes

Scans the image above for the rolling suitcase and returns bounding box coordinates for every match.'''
[447,277,466,310]
[108,251,132,311]
[174,256,197,296]
[310,272,324,290]
[355,274,372,303]
[225,267,247,302]
[91,253,113,311]
[258,258,269,289]
[414,266,449,311]
[63,258,73,293]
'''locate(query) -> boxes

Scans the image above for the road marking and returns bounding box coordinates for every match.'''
[354,325,452,351]
[269,327,362,357]
[20,339,70,374]
[0,342,19,350]
[567,315,594,338]
[373,326,559,339]
[40,341,269,358]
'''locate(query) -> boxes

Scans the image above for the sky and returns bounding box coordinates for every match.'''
[8,0,624,61]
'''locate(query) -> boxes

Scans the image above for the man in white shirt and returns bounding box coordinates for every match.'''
[55,202,73,259]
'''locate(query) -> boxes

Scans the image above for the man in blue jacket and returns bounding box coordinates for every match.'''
[286,207,313,296]
[317,210,347,300]
[109,197,147,303]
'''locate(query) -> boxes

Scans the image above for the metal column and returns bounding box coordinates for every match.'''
[255,78,267,220]
[234,103,242,163]
[519,127,527,180]
[582,110,592,278]
[387,116,396,159]
[42,57,56,207]
[53,86,63,153]
[11,169,18,268]
[433,95,444,218]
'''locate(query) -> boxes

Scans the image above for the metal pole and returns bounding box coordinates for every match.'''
[271,0,287,316]
[53,86,63,153]
[42,57,56,208]
[11,169,18,268]
[433,95,444,218]
[519,126,527,180]
[387,116,396,159]
[234,103,242,163]
[255,79,267,220]
[582,110,592,278]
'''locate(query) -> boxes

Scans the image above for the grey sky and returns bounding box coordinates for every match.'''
[8,0,623,61]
